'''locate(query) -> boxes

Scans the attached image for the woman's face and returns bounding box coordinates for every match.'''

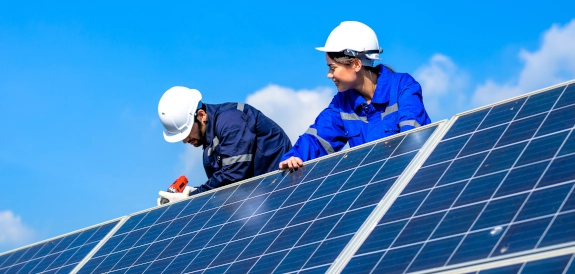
[325,54,359,92]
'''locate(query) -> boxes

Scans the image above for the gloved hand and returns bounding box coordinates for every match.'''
[156,186,197,206]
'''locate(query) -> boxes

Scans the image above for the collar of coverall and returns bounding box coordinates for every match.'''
[350,64,390,110]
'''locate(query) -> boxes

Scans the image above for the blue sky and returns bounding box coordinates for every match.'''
[1,0,575,252]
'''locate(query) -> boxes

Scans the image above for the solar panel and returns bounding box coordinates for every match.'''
[72,123,441,274]
[0,219,119,274]
[342,82,575,273]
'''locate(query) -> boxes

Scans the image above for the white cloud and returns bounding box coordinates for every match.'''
[472,19,575,106]
[246,84,335,143]
[0,210,34,247]
[414,54,468,120]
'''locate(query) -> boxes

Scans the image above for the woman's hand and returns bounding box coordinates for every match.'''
[279,156,304,170]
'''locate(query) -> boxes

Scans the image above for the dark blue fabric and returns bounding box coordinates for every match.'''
[282,65,431,162]
[191,103,292,194]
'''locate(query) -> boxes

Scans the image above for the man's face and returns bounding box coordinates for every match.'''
[182,110,207,147]
[182,121,204,147]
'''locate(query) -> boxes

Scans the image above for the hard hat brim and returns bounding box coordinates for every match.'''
[163,125,192,143]
[316,46,335,52]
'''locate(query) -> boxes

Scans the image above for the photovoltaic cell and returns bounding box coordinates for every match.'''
[344,83,575,273]
[0,220,118,274]
[75,124,438,274]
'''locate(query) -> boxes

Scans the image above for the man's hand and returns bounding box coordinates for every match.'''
[279,156,304,170]
[156,186,197,206]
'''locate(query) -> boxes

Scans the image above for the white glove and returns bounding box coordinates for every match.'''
[156,186,197,206]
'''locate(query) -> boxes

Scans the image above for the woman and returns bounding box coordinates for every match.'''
[279,21,431,169]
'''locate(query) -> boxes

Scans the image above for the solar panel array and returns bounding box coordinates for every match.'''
[1,80,573,274]
[0,220,119,274]
[74,124,439,274]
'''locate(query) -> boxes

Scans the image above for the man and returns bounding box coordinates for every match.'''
[157,86,292,205]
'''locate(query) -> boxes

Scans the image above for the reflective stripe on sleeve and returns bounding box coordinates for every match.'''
[340,112,368,123]
[399,120,422,128]
[237,103,245,112]
[381,103,398,120]
[208,136,220,156]
[305,128,335,154]
[222,154,253,166]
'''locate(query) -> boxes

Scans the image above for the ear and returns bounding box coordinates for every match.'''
[352,58,363,72]
[196,109,208,122]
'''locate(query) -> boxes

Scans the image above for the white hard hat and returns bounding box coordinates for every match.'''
[158,86,203,143]
[316,21,382,66]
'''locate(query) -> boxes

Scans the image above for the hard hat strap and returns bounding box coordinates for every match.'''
[342,48,383,57]
[361,58,376,67]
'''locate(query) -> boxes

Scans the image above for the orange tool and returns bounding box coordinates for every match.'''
[160,175,189,205]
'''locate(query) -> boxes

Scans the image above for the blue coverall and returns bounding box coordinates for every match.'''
[281,65,431,162]
[190,103,292,195]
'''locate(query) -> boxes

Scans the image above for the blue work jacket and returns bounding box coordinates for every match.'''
[190,103,292,195]
[281,65,431,162]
